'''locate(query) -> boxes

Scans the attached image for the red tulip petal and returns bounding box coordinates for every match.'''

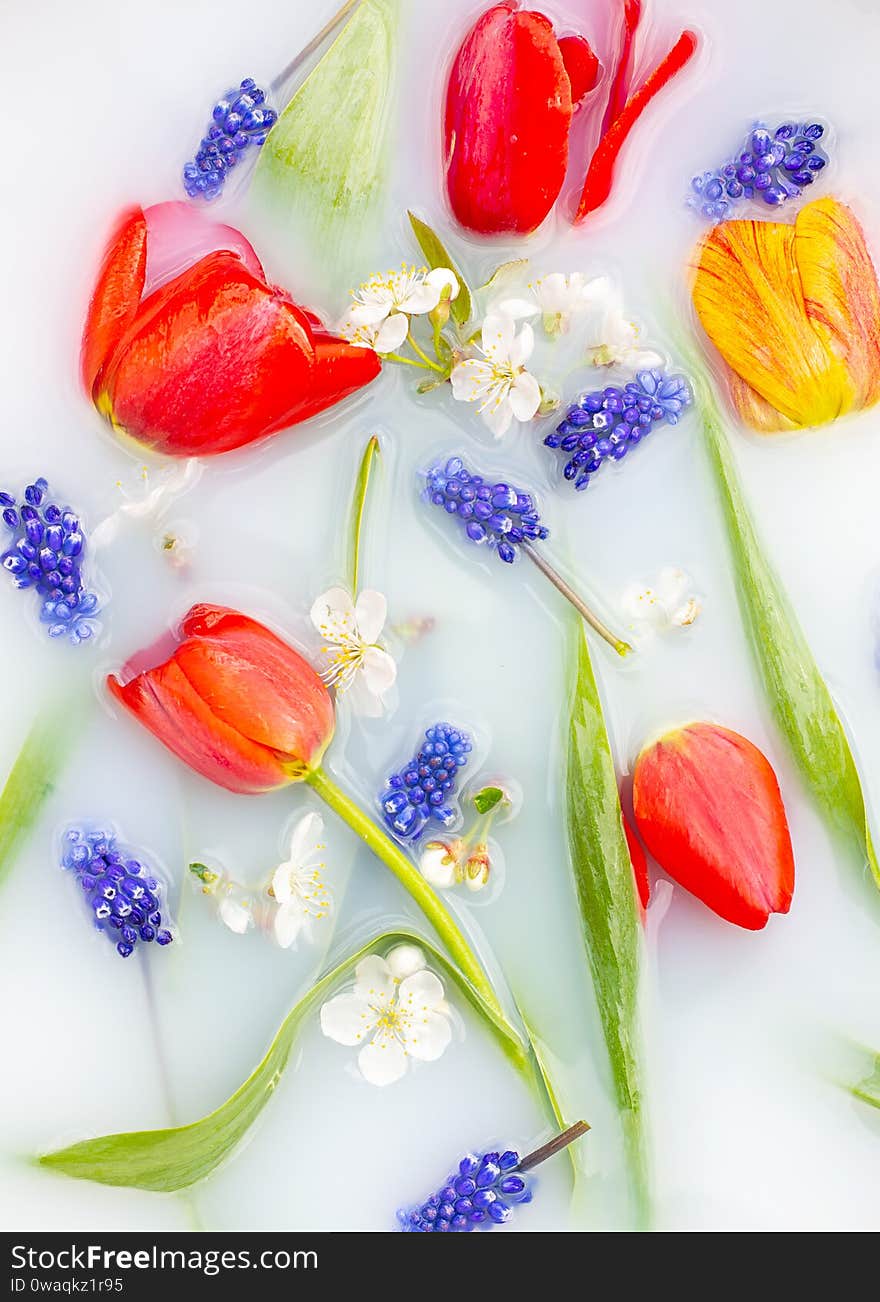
[173,605,334,770]
[107,663,290,794]
[558,34,600,104]
[295,330,382,422]
[81,206,147,397]
[143,201,265,295]
[444,3,573,234]
[632,723,795,930]
[100,251,318,456]
[623,814,650,911]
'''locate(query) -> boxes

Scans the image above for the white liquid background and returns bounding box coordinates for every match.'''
[0,0,879,1232]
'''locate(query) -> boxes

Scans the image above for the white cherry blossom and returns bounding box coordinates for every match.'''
[450,314,542,438]
[310,587,397,717]
[320,944,452,1087]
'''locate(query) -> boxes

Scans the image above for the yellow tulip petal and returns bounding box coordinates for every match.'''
[726,369,797,433]
[794,197,880,412]
[691,207,855,431]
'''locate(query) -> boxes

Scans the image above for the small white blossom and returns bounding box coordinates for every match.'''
[496,272,607,338]
[340,265,459,355]
[270,812,332,949]
[582,277,663,369]
[310,587,397,717]
[450,314,542,438]
[419,840,461,890]
[219,891,255,935]
[621,567,701,636]
[91,460,201,549]
[320,944,452,1087]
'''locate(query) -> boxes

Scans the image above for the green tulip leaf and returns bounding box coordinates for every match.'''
[38,929,529,1192]
[565,624,648,1225]
[407,212,472,329]
[253,0,398,284]
[1,697,85,890]
[699,383,880,891]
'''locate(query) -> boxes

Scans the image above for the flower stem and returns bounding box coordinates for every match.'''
[521,541,632,657]
[269,0,362,95]
[406,331,446,374]
[304,766,503,1018]
[347,434,381,594]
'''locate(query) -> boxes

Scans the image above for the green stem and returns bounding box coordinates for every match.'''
[406,331,445,374]
[305,765,503,1018]
[384,351,434,371]
[347,434,380,594]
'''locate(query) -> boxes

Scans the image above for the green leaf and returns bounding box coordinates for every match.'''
[347,434,381,593]
[473,785,505,816]
[852,1051,880,1112]
[0,697,85,890]
[407,211,472,328]
[565,625,648,1225]
[38,929,531,1192]
[252,0,398,284]
[478,258,530,294]
[699,383,880,891]
[853,1046,879,1109]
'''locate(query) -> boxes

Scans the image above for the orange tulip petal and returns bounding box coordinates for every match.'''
[108,663,290,794]
[81,206,147,397]
[691,208,855,430]
[794,197,880,411]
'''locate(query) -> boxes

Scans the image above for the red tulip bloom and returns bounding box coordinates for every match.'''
[82,202,380,457]
[444,4,598,235]
[632,723,795,931]
[107,604,335,794]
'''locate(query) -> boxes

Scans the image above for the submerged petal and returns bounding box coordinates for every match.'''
[691,205,857,430]
[794,197,880,412]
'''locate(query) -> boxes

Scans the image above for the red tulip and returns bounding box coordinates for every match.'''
[444,4,598,235]
[632,723,795,930]
[107,604,335,794]
[623,814,650,912]
[82,202,380,457]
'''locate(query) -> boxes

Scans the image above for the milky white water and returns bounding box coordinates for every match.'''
[1,0,879,1232]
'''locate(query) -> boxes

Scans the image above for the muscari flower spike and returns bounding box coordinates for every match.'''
[380,722,472,843]
[61,826,174,959]
[183,78,278,201]
[545,370,692,492]
[397,1121,589,1233]
[181,3,360,202]
[422,457,631,656]
[0,478,101,645]
[689,121,828,222]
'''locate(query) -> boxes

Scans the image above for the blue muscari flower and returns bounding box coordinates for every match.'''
[183,78,278,201]
[397,1148,531,1233]
[61,825,174,959]
[422,456,549,565]
[0,478,101,645]
[688,120,828,222]
[545,369,692,491]
[380,723,472,843]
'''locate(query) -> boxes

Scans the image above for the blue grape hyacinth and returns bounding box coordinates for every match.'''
[61,826,174,959]
[0,477,101,644]
[689,120,828,222]
[380,723,472,843]
[545,370,692,491]
[423,456,549,564]
[183,78,278,201]
[397,1148,532,1233]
